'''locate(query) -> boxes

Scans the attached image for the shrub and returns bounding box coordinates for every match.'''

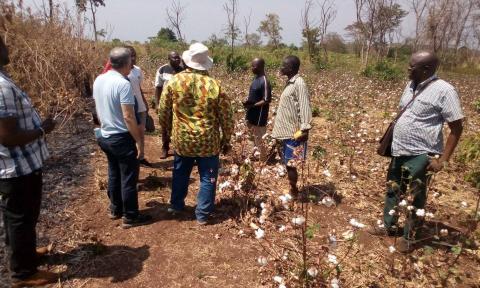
[362,61,403,81]
[312,106,321,117]
[474,98,480,112]
[226,53,248,72]
[458,134,480,189]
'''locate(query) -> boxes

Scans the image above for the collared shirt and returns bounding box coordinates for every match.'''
[158,69,234,157]
[392,76,464,156]
[0,71,49,179]
[93,70,135,138]
[154,64,184,88]
[271,74,312,140]
[245,75,272,127]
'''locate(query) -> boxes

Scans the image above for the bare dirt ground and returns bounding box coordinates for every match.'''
[1,68,479,287]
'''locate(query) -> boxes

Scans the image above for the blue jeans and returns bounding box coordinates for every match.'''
[171,154,219,221]
[97,133,139,219]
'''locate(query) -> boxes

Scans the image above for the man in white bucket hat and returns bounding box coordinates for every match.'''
[158,43,233,225]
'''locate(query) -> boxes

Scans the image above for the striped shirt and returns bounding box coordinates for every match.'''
[272,75,312,140]
[0,71,49,179]
[392,76,464,157]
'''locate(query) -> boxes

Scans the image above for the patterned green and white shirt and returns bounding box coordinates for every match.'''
[158,69,234,157]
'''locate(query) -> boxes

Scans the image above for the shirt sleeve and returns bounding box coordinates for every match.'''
[154,68,163,88]
[296,78,312,131]
[0,83,19,118]
[438,88,464,123]
[218,86,234,147]
[119,81,135,105]
[158,80,173,132]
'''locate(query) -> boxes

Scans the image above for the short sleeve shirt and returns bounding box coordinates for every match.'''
[154,64,184,88]
[93,70,135,138]
[392,78,464,156]
[128,65,146,113]
[0,71,49,178]
[245,75,272,127]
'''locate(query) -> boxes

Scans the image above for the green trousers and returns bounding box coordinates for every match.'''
[383,154,431,239]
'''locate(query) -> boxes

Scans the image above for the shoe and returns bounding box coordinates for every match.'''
[36,246,50,257]
[396,237,414,253]
[109,211,122,220]
[160,148,169,159]
[139,158,153,167]
[167,207,183,215]
[12,270,59,287]
[366,226,400,237]
[122,214,152,229]
[197,219,208,226]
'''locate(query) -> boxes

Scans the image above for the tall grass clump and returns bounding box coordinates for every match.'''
[0,1,105,124]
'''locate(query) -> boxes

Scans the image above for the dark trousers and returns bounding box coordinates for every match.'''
[0,170,42,279]
[98,133,139,219]
[383,154,430,239]
[171,154,219,221]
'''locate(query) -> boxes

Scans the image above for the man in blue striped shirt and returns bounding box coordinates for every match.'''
[243,58,272,161]
[370,51,464,253]
[0,37,58,286]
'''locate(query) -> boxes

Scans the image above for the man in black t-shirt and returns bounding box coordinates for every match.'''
[243,58,272,161]
[154,51,184,159]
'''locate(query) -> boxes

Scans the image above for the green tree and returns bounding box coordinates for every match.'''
[157,28,178,42]
[258,13,283,49]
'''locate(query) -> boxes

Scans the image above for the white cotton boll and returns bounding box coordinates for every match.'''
[399,199,407,207]
[433,192,440,198]
[254,150,261,158]
[407,205,414,211]
[238,230,244,236]
[244,158,251,165]
[375,137,380,141]
[257,256,268,266]
[255,228,265,239]
[330,278,340,288]
[261,168,270,175]
[349,219,365,228]
[426,212,434,218]
[273,276,284,284]
[321,196,335,207]
[284,194,292,200]
[260,202,266,209]
[291,216,306,226]
[351,175,357,180]
[327,254,338,265]
[279,284,287,288]
[328,234,337,244]
[461,201,468,208]
[323,169,332,178]
[440,229,449,237]
[219,181,231,192]
[416,209,425,217]
[376,219,382,225]
[389,246,396,253]
[388,209,396,216]
[231,165,239,176]
[278,225,286,232]
[307,267,318,277]
[259,216,266,224]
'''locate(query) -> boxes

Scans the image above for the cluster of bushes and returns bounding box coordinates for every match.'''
[362,61,404,81]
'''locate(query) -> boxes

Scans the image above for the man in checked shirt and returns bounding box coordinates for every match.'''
[369,51,464,253]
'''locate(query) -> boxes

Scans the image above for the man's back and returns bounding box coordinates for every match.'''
[93,70,135,138]
[159,69,233,157]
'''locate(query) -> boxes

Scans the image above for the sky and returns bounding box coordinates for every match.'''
[22,0,415,45]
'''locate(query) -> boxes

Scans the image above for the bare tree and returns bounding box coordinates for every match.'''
[223,0,240,54]
[243,8,252,46]
[258,13,283,49]
[76,0,105,41]
[166,0,186,43]
[301,0,319,61]
[49,0,54,20]
[318,0,337,60]
[410,0,429,50]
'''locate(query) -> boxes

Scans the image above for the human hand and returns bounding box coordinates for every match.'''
[41,117,56,134]
[426,159,445,173]
[294,130,309,142]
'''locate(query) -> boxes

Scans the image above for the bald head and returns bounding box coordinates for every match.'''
[251,58,265,75]
[168,51,182,69]
[409,51,440,83]
[109,47,131,70]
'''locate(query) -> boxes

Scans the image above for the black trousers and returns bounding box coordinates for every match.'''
[0,170,42,279]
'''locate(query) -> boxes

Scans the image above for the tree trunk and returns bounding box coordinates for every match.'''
[49,0,53,21]
[90,0,98,42]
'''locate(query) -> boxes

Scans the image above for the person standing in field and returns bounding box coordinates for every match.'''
[93,47,152,229]
[125,46,152,167]
[369,51,464,253]
[243,58,272,161]
[158,43,233,225]
[154,51,184,159]
[0,37,58,287]
[271,55,312,199]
